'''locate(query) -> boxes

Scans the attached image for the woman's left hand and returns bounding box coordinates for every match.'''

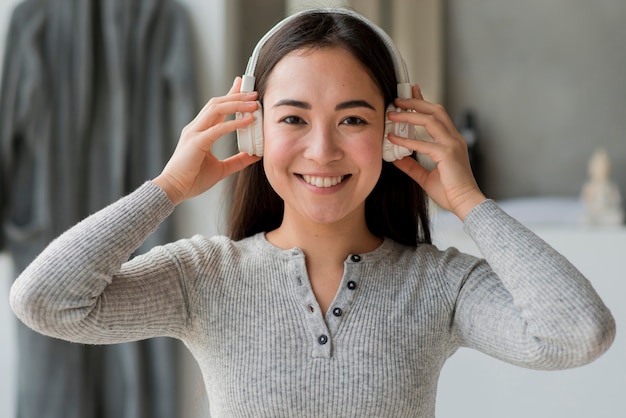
[386,85,487,220]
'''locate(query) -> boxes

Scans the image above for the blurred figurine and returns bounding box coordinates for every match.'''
[580,148,624,226]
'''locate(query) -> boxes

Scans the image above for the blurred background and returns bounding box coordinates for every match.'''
[1,0,624,417]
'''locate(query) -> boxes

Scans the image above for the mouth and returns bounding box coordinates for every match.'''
[300,174,349,188]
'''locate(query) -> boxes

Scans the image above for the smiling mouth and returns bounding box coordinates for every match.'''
[301,174,348,188]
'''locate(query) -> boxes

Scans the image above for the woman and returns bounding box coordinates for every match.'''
[10,8,615,417]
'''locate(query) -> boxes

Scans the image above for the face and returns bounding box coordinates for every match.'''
[262,46,385,228]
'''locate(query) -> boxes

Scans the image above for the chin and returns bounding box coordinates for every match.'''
[301,205,361,227]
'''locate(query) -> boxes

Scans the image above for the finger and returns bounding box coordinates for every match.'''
[191,97,259,132]
[387,111,454,144]
[388,128,470,170]
[392,155,431,187]
[394,98,457,134]
[191,77,258,127]
[387,132,436,152]
[229,76,242,94]
[181,112,255,154]
[220,153,262,178]
[194,113,255,152]
[194,91,258,120]
[413,84,424,100]
[194,79,239,118]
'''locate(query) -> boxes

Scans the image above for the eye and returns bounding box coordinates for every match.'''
[280,115,306,125]
[341,116,367,126]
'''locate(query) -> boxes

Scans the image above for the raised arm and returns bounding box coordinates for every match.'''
[10,77,261,343]
[388,85,615,368]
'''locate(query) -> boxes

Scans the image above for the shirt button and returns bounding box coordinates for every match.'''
[318,335,329,345]
[332,307,343,317]
[350,254,361,262]
[347,281,357,290]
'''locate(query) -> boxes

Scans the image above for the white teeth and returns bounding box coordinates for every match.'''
[302,174,345,188]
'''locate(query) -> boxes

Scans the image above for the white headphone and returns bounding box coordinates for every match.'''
[236,8,414,162]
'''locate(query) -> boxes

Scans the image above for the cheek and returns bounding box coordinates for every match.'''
[356,133,385,165]
[261,138,292,193]
[262,119,295,157]
[262,135,292,171]
[261,158,285,203]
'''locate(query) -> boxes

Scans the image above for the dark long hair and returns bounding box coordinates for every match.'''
[228,10,431,246]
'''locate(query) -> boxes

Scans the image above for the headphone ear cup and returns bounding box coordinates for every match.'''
[382,104,413,162]
[236,102,264,156]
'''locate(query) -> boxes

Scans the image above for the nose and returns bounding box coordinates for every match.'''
[302,124,344,165]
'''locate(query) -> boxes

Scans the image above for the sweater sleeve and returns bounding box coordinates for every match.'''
[9,181,190,344]
[451,199,615,370]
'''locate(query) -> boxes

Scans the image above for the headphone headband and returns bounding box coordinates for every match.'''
[241,8,412,99]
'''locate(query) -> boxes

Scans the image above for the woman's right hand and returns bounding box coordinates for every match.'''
[153,77,262,205]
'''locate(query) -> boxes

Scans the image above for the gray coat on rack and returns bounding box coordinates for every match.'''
[0,0,199,416]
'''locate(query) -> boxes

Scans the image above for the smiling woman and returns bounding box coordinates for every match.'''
[229,10,430,247]
[9,7,615,418]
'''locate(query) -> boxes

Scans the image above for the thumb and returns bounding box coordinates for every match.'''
[220,153,262,178]
[392,156,430,188]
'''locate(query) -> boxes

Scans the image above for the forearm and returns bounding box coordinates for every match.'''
[9,182,176,342]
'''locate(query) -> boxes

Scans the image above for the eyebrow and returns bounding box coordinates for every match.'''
[272,99,377,111]
[335,100,376,111]
[272,99,311,109]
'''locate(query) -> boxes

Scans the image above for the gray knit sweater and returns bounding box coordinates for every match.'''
[10,181,615,417]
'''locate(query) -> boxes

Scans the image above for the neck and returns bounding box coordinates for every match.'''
[266,212,382,264]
